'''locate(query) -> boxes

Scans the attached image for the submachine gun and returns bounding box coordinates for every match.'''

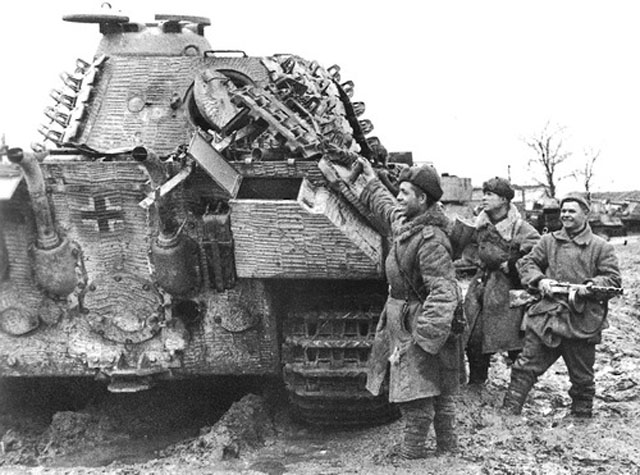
[510,283,624,313]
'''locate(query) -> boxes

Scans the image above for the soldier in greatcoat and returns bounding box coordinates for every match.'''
[356,157,463,459]
[503,193,621,417]
[464,177,540,384]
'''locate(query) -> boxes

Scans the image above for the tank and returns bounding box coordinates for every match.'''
[588,200,626,239]
[526,196,562,234]
[0,12,471,425]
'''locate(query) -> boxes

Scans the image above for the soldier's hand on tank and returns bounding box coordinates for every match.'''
[356,157,376,182]
[388,346,401,365]
[538,278,558,297]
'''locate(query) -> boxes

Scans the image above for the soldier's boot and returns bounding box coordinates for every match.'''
[569,380,595,418]
[570,396,593,418]
[434,395,458,453]
[468,352,491,385]
[502,369,534,415]
[399,398,434,459]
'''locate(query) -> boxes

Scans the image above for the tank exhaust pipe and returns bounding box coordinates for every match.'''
[133,145,199,295]
[7,148,78,297]
[132,145,149,162]
[132,145,178,234]
[152,224,200,296]
[7,148,59,250]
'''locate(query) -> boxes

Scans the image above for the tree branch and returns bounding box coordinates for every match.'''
[522,123,572,198]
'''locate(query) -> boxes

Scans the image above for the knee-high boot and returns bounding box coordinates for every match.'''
[433,394,457,452]
[398,397,434,459]
[569,382,595,418]
[570,396,593,418]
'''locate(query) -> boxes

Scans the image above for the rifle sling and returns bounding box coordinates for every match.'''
[392,240,425,303]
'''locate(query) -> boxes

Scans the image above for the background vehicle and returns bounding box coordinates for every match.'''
[526,196,626,239]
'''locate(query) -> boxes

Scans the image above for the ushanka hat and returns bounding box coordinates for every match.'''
[560,192,591,213]
[398,164,443,201]
[482,176,515,201]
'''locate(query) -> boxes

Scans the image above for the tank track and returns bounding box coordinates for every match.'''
[281,284,398,426]
[230,85,322,159]
[248,57,397,426]
[197,53,383,165]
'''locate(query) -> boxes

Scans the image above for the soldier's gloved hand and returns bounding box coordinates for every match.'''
[538,278,558,297]
[388,339,414,366]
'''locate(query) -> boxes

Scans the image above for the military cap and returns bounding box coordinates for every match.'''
[560,192,591,213]
[398,164,443,201]
[482,176,515,201]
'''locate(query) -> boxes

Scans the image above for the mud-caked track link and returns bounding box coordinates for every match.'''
[280,283,398,426]
[195,53,381,164]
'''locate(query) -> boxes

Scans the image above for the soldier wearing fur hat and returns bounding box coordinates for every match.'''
[503,192,621,417]
[355,157,463,459]
[464,177,540,384]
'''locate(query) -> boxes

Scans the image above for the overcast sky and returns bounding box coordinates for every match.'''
[1,1,639,193]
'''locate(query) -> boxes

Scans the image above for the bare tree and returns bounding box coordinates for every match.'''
[525,123,572,198]
[575,148,600,199]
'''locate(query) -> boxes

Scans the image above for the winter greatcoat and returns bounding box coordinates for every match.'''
[464,204,540,353]
[516,224,621,347]
[361,179,463,403]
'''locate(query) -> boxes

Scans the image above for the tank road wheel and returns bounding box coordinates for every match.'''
[280,283,398,427]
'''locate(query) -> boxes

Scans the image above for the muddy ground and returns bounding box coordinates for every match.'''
[1,236,639,474]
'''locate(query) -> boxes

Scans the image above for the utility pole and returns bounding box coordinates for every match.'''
[0,133,7,161]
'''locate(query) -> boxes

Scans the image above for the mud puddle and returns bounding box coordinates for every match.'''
[48,431,194,468]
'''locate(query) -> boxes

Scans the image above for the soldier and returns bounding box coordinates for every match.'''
[356,157,463,459]
[464,177,540,384]
[503,192,621,417]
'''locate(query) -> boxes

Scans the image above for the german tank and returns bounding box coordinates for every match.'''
[0,11,471,425]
